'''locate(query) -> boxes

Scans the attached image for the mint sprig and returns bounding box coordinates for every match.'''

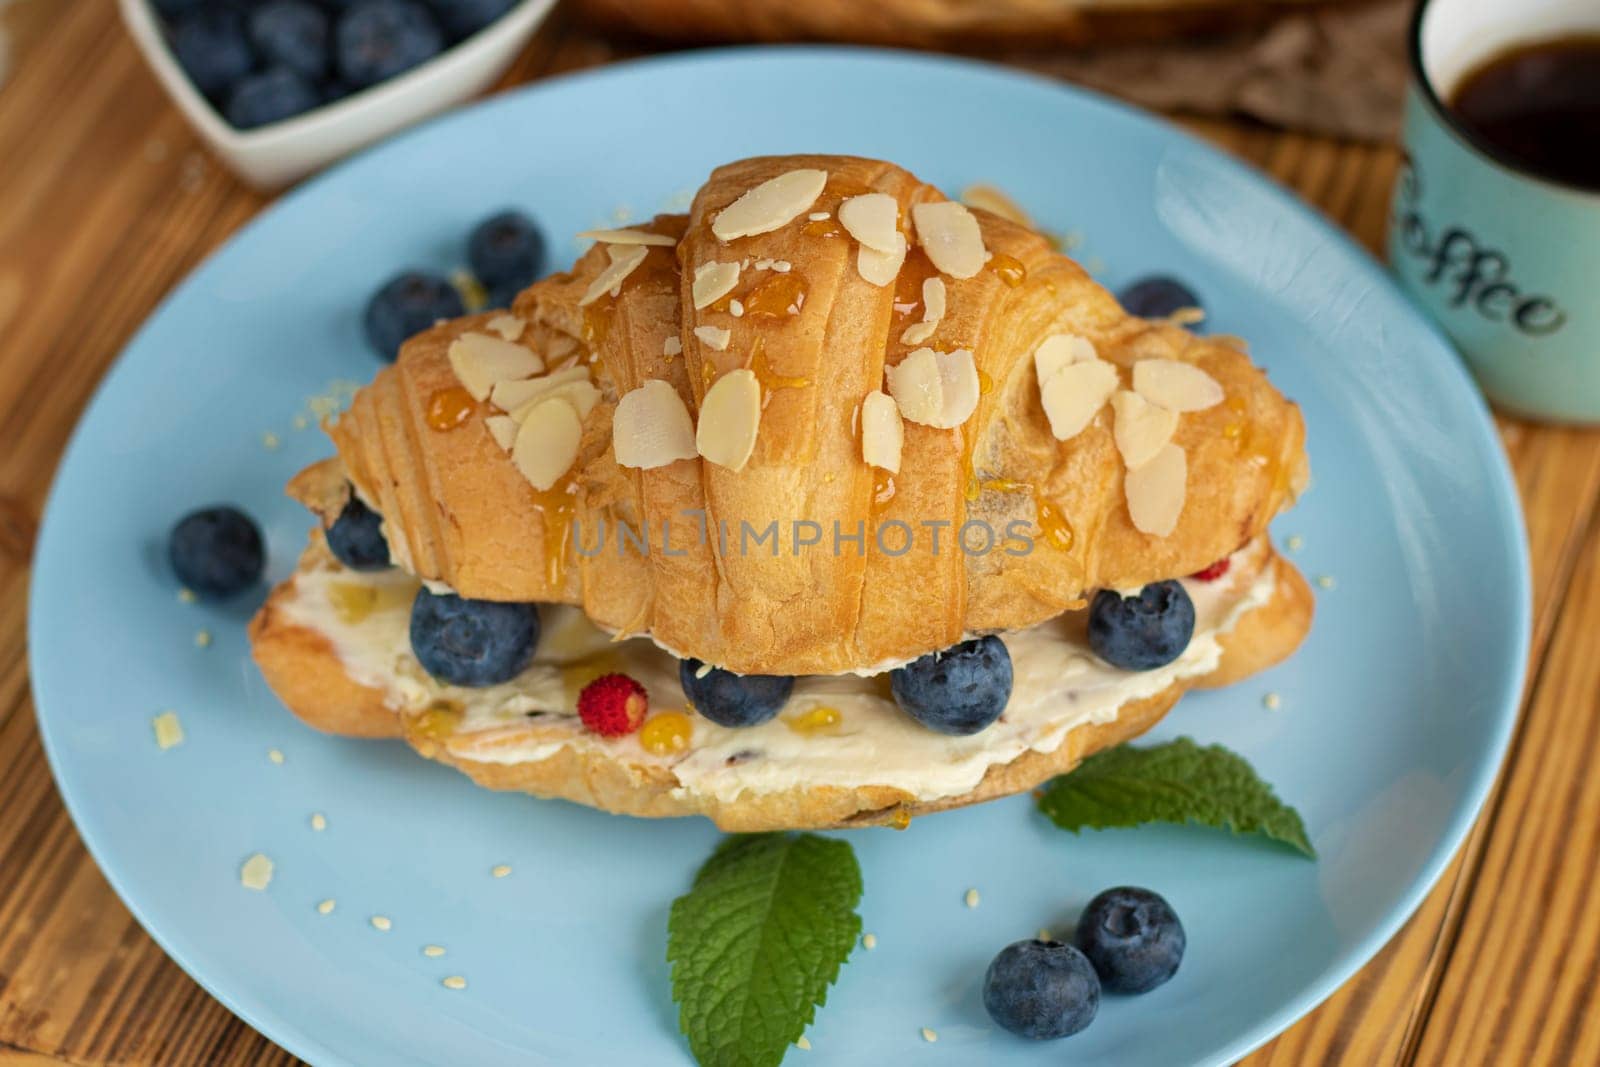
[1037,737,1315,857]
[668,833,862,1067]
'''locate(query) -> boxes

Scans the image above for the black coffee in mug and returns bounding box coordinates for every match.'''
[1447,35,1600,192]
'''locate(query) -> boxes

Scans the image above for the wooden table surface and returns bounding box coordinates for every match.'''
[3,2,1598,1064]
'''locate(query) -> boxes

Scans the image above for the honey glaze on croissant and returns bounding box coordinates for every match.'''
[321,154,1307,677]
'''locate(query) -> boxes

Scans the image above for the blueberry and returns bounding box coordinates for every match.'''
[151,0,206,19]
[363,271,464,361]
[889,635,1012,735]
[325,493,391,570]
[1074,886,1185,994]
[321,78,356,104]
[983,939,1100,1040]
[225,67,320,129]
[169,8,255,100]
[335,0,442,89]
[425,0,515,40]
[247,0,330,80]
[484,280,521,310]
[1117,275,1202,320]
[169,506,265,599]
[1087,580,1195,670]
[466,210,545,292]
[678,659,793,728]
[409,588,538,687]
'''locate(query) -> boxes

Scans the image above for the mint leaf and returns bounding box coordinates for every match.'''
[668,833,862,1067]
[1037,737,1315,857]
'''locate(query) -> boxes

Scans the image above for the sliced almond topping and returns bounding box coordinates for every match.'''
[857,232,907,287]
[693,325,731,351]
[696,368,761,471]
[1033,333,1098,386]
[1111,389,1178,469]
[692,261,741,310]
[886,348,980,428]
[546,334,579,365]
[770,260,792,273]
[960,183,1035,228]
[512,398,582,491]
[511,379,601,422]
[663,335,682,356]
[911,201,986,279]
[1039,359,1118,440]
[448,333,543,401]
[1125,443,1187,537]
[613,380,697,469]
[487,314,525,341]
[711,169,828,241]
[860,390,903,473]
[899,277,947,345]
[1132,359,1224,412]
[577,228,677,247]
[490,366,590,412]
[900,320,936,346]
[837,193,902,253]
[485,414,518,451]
[578,244,649,306]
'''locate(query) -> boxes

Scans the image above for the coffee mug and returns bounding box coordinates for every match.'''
[1389,0,1600,422]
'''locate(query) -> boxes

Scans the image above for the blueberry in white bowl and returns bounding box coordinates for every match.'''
[247,0,331,81]
[1117,275,1202,320]
[169,8,255,100]
[1074,886,1186,994]
[325,493,391,571]
[429,0,518,41]
[889,635,1012,735]
[409,588,538,687]
[334,0,444,90]
[678,659,793,728]
[226,67,321,131]
[168,505,265,599]
[1087,580,1195,670]
[983,939,1101,1040]
[363,271,465,361]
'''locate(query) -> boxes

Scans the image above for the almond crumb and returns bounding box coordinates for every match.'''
[442,976,467,991]
[268,748,284,765]
[317,898,336,915]
[371,915,392,931]
[194,629,212,648]
[964,888,980,909]
[240,853,274,891]
[491,864,511,878]
[152,711,184,750]
[310,813,327,831]
[921,1028,938,1043]
[423,945,446,958]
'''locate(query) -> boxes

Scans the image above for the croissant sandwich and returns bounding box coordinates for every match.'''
[250,154,1312,831]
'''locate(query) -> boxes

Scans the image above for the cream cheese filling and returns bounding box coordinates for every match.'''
[276,545,1275,804]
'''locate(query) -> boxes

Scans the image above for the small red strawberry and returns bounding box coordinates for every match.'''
[578,673,649,737]
[1190,558,1231,582]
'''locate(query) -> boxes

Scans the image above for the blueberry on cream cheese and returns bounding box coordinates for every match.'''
[1074,886,1186,994]
[325,492,391,571]
[1087,581,1195,670]
[983,939,1101,1039]
[678,659,793,728]
[169,506,265,599]
[409,588,537,687]
[889,635,1012,735]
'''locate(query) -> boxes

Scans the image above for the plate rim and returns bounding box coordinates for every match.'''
[27,44,1534,1067]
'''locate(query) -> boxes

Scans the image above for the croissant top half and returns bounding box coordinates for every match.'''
[310,154,1307,676]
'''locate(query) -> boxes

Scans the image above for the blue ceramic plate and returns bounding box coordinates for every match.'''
[30,49,1530,1067]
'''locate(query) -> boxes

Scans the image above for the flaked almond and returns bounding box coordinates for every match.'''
[860,390,903,473]
[485,414,518,451]
[857,232,907,287]
[911,201,986,279]
[692,260,741,310]
[900,277,946,345]
[663,335,682,356]
[886,347,980,429]
[1125,443,1187,536]
[1132,359,1224,412]
[711,169,827,241]
[693,325,731,351]
[613,380,697,469]
[490,366,590,412]
[1111,389,1178,468]
[448,332,543,401]
[578,244,649,306]
[960,183,1035,228]
[546,334,579,364]
[577,228,677,247]
[511,380,601,422]
[837,193,901,253]
[696,368,761,471]
[1032,333,1097,387]
[1039,359,1118,440]
[487,315,525,341]
[512,398,582,491]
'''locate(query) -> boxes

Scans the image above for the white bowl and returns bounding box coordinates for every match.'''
[118,0,557,190]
